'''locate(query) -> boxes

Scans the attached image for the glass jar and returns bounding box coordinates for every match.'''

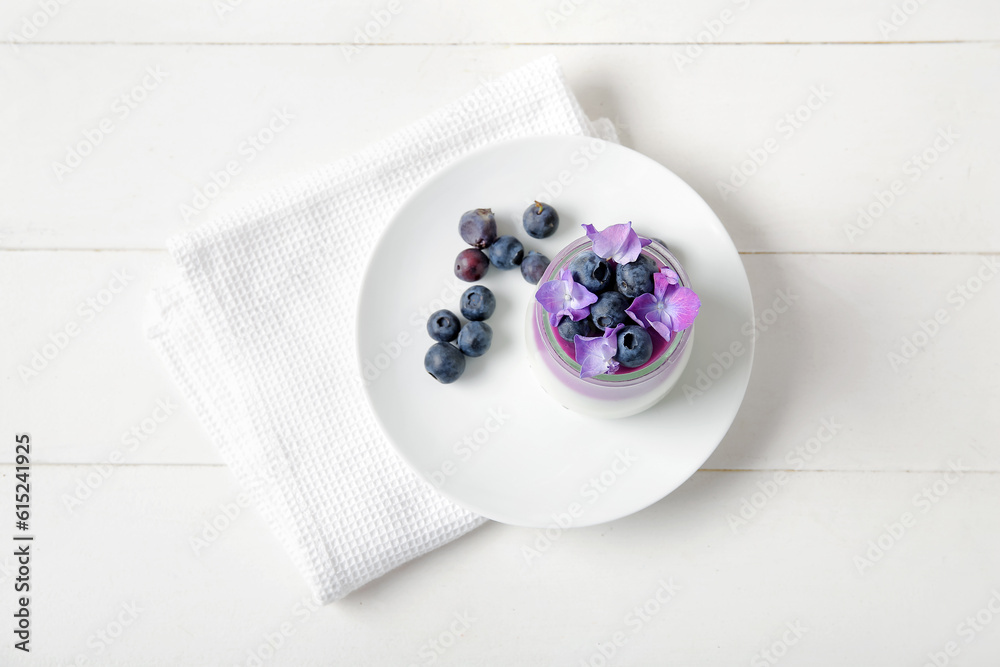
[524,237,695,419]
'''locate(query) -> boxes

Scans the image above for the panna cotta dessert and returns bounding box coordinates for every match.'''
[526,222,700,419]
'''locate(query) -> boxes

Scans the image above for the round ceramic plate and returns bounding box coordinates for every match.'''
[358,136,753,528]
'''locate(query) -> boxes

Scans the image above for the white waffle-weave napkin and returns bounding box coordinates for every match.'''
[147,55,618,603]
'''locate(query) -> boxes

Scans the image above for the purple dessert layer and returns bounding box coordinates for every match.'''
[546,316,672,374]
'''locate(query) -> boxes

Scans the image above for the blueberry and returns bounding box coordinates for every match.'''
[616,254,657,298]
[520,251,550,285]
[425,342,466,383]
[459,208,498,249]
[522,201,559,239]
[557,316,596,342]
[455,248,489,282]
[569,251,613,292]
[487,235,524,270]
[460,285,496,321]
[590,291,631,331]
[457,321,493,357]
[427,309,461,342]
[616,325,653,368]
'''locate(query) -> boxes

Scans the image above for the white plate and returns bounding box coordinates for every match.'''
[358,136,754,527]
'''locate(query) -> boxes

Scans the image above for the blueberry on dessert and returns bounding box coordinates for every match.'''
[590,291,631,331]
[569,251,613,293]
[557,315,596,342]
[615,254,657,298]
[615,325,653,368]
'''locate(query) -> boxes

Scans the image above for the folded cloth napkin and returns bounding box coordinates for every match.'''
[147,55,619,603]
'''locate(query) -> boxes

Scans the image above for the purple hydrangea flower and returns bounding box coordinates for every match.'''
[658,266,679,286]
[626,272,701,340]
[581,222,652,265]
[574,323,624,379]
[535,267,598,327]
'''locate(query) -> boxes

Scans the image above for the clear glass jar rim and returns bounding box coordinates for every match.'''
[532,236,694,387]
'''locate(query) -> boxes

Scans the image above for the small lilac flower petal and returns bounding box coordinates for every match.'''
[603,327,623,374]
[651,271,673,299]
[616,234,645,264]
[574,324,623,379]
[574,334,614,379]
[598,223,634,260]
[558,267,598,310]
[536,267,598,326]
[567,281,599,309]
[535,280,570,314]
[662,285,701,332]
[645,317,674,341]
[658,266,679,285]
[578,352,609,379]
[628,274,700,335]
[581,222,649,263]
[548,305,593,327]
[625,292,658,328]
[572,333,602,360]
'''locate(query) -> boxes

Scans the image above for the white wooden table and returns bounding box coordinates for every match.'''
[2,2,999,664]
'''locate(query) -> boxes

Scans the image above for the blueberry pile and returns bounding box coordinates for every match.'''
[427,202,558,384]
[453,204,556,285]
[423,287,495,384]
[559,250,660,368]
